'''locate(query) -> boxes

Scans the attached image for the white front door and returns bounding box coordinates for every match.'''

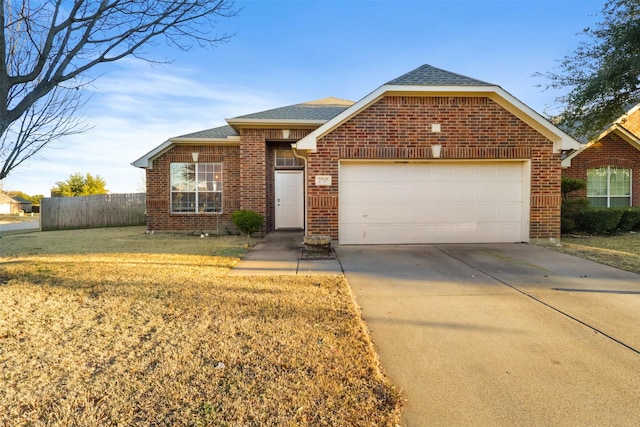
[275,170,304,229]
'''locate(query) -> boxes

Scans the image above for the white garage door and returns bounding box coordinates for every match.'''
[339,162,528,244]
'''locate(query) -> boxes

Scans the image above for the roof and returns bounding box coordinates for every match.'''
[296,63,581,154]
[386,64,493,86]
[0,192,19,205]
[561,102,640,167]
[562,123,640,167]
[12,196,32,204]
[228,97,354,123]
[132,97,354,168]
[133,64,581,168]
[177,125,238,139]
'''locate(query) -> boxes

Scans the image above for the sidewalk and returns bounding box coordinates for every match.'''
[229,231,343,275]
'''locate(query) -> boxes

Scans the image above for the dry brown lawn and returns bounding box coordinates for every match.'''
[553,233,640,274]
[0,227,401,426]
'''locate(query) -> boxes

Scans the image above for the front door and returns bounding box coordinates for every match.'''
[275,170,304,229]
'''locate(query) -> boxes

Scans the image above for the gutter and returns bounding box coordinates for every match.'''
[291,144,308,234]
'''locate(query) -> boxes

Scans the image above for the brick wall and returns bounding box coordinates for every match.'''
[239,129,313,232]
[307,96,562,241]
[145,145,239,232]
[562,132,640,205]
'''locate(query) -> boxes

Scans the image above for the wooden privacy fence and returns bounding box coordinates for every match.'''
[41,193,146,231]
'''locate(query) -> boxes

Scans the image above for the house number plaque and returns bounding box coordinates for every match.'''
[315,175,332,186]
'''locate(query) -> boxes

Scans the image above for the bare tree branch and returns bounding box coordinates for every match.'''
[0,0,238,180]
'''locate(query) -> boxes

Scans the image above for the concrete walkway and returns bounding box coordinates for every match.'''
[229,231,343,275]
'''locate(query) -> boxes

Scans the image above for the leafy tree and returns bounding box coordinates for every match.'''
[540,0,640,139]
[51,173,108,197]
[0,0,237,180]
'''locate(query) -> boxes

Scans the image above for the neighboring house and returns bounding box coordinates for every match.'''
[562,104,640,207]
[0,192,20,214]
[133,64,580,244]
[12,196,33,214]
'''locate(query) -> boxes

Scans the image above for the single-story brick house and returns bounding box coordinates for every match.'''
[133,64,580,244]
[562,104,640,207]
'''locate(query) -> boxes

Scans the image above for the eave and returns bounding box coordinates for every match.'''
[562,124,640,168]
[132,136,241,169]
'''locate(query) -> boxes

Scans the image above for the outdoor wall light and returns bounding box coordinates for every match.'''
[191,152,199,162]
[282,129,291,139]
[431,144,442,158]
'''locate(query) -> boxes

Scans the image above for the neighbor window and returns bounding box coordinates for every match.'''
[275,150,302,168]
[586,166,631,207]
[170,163,223,213]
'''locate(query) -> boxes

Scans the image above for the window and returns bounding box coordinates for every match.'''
[170,163,223,213]
[275,150,302,168]
[587,166,631,207]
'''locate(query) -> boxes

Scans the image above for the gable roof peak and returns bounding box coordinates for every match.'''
[386,63,494,87]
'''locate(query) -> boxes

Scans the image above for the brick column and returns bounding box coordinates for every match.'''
[239,130,267,218]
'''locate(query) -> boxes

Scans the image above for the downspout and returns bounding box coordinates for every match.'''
[291,144,308,234]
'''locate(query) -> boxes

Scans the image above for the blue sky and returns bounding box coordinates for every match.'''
[3,0,604,196]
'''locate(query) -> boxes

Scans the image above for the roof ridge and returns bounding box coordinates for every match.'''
[386,63,494,86]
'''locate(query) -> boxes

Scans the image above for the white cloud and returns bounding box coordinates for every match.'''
[2,59,281,196]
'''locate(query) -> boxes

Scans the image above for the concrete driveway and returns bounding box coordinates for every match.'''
[336,243,640,426]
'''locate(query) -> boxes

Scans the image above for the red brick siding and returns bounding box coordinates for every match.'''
[307,96,561,240]
[239,129,314,232]
[562,132,640,205]
[145,145,240,232]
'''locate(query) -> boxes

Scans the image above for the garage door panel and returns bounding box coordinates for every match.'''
[339,162,527,244]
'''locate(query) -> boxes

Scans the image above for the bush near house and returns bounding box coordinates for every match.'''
[232,209,264,245]
[575,209,625,234]
[561,198,590,234]
[619,208,640,231]
[564,207,640,235]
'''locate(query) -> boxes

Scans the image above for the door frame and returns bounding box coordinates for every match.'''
[275,170,304,230]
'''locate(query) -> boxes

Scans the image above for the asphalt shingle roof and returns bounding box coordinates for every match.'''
[171,65,494,141]
[176,125,238,139]
[233,97,354,121]
[387,64,494,86]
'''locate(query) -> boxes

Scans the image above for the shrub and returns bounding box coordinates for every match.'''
[561,198,590,234]
[231,210,264,245]
[618,208,640,232]
[576,208,624,234]
[561,176,586,199]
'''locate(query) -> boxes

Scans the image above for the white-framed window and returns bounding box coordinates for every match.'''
[275,150,302,168]
[170,163,223,213]
[587,166,631,208]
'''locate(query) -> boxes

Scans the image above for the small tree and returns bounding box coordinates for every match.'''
[232,210,264,246]
[51,173,108,197]
[561,176,589,234]
[561,176,586,199]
